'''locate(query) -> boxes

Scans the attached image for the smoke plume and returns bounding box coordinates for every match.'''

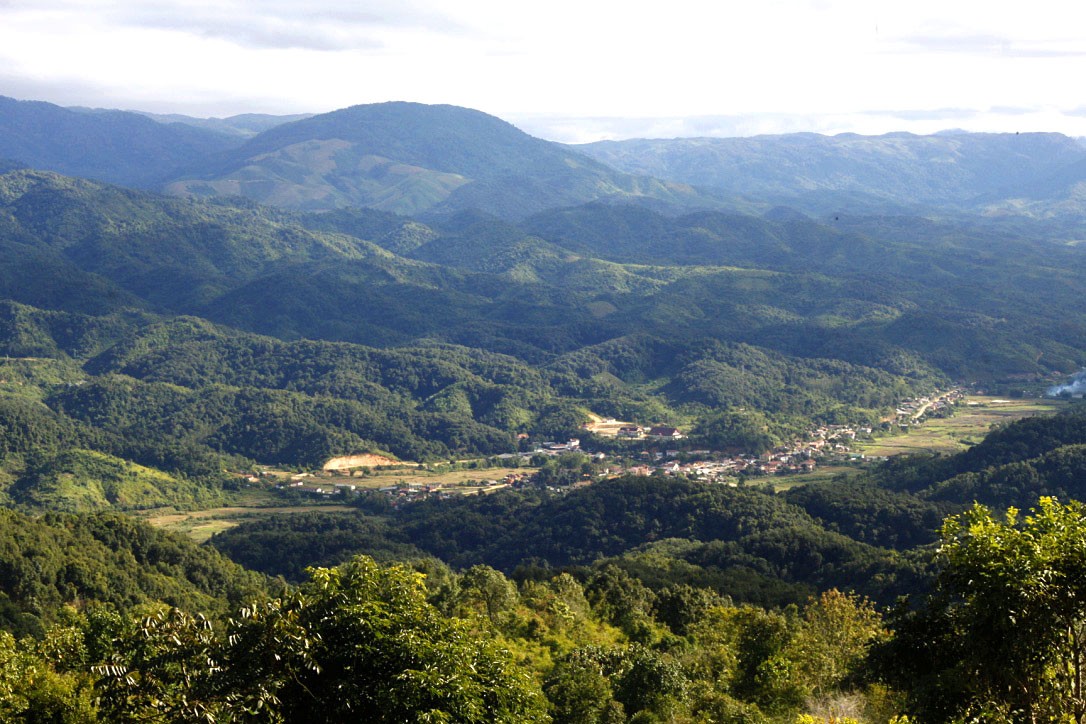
[1047,370,1086,396]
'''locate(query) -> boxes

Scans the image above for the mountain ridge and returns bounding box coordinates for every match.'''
[0,95,243,187]
[165,101,723,217]
[574,130,1086,215]
[3,94,1086,219]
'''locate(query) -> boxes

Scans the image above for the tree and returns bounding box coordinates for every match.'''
[653,583,725,637]
[584,565,659,642]
[730,607,804,715]
[458,565,519,624]
[691,410,778,454]
[256,556,550,723]
[93,607,224,722]
[93,556,549,723]
[544,647,624,724]
[787,589,884,699]
[875,497,1086,723]
[0,629,97,723]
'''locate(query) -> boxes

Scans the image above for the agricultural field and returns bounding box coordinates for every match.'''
[143,462,530,542]
[858,395,1068,457]
[758,465,862,492]
[319,464,528,489]
[141,502,357,543]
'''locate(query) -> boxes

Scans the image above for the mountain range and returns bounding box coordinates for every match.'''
[575,131,1086,217]
[0,94,1082,491]
[2,93,1086,722]
[4,94,1086,221]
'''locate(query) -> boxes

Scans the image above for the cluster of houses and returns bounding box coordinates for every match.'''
[269,389,960,502]
[275,470,535,503]
[594,422,871,483]
[611,424,684,440]
[893,389,964,425]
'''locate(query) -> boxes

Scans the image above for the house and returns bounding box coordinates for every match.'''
[543,438,581,452]
[617,425,644,438]
[647,426,683,440]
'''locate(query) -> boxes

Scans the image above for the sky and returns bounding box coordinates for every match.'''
[1,0,1085,143]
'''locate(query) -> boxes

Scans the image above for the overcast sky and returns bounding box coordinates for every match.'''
[1,0,1084,143]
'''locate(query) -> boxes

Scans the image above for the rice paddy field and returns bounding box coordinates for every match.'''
[142,463,527,542]
[857,395,1068,457]
[146,396,1071,542]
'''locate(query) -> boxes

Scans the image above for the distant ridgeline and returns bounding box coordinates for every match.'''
[0,157,1080,511]
[1,95,1086,721]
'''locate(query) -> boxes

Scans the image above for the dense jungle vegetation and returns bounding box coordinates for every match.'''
[2,100,1086,720]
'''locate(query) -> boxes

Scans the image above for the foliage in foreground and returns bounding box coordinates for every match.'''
[12,497,1086,722]
[874,497,1086,723]
[0,553,897,723]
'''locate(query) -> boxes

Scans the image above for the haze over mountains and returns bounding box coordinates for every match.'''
[3,94,1086,221]
[577,132,1086,217]
[0,91,1084,485]
[5,92,1086,720]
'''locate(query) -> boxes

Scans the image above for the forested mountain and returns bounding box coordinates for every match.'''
[0,96,243,187]
[5,167,1081,381]
[134,110,312,138]
[163,102,716,216]
[0,161,1084,508]
[6,95,1086,222]
[213,475,930,607]
[576,131,1086,215]
[0,300,929,503]
[0,509,272,636]
[5,94,1086,720]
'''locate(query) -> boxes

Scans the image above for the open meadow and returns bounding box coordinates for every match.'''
[142,463,527,541]
[858,396,1068,457]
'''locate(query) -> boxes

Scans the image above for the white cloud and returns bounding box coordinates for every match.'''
[0,0,1084,136]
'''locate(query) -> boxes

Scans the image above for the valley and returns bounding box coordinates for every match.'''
[0,94,1084,722]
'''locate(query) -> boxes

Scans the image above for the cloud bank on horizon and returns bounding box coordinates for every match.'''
[1,0,1084,142]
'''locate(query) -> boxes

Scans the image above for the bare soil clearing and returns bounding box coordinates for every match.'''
[323,453,401,470]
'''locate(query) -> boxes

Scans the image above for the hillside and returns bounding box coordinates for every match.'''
[575,131,1086,215]
[0,169,389,312]
[0,168,1083,474]
[3,166,1085,381]
[0,96,242,187]
[1,109,1086,720]
[0,508,271,635]
[164,102,719,217]
[0,301,936,495]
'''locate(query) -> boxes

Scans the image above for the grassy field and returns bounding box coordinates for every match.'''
[328,465,526,489]
[143,463,527,542]
[857,395,1067,457]
[140,500,357,543]
[758,465,862,492]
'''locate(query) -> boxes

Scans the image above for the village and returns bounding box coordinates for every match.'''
[259,388,967,505]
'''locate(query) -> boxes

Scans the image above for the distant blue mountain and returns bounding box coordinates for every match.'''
[0,96,243,187]
[575,131,1086,214]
